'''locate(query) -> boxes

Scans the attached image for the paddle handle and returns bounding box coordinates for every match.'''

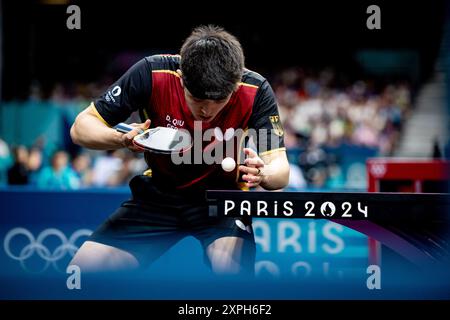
[114,123,135,133]
[114,122,146,134]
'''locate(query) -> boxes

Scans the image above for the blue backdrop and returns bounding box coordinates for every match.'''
[1,188,447,299]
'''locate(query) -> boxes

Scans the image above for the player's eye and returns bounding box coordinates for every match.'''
[192,97,203,103]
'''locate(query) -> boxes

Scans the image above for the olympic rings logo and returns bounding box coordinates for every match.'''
[3,228,92,273]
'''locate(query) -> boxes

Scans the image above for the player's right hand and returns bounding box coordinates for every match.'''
[120,119,151,152]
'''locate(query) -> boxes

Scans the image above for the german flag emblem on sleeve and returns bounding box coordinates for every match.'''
[269,115,284,137]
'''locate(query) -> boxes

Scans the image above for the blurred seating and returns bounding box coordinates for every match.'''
[0,69,415,190]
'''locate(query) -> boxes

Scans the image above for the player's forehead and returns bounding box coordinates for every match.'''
[184,87,230,103]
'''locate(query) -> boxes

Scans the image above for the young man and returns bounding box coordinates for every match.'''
[69,25,289,275]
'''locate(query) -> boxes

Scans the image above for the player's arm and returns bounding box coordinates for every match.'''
[240,148,289,190]
[240,80,290,190]
[260,149,289,190]
[70,103,149,151]
[70,58,152,151]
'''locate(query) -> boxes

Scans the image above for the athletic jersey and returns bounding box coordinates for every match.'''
[93,54,285,194]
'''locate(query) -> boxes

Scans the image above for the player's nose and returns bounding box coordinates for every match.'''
[200,108,209,116]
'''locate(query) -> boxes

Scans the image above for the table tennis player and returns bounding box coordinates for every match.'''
[69,25,290,276]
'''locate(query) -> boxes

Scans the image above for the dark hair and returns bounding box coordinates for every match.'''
[180,25,244,100]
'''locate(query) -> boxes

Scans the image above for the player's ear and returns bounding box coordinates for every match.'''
[176,69,184,87]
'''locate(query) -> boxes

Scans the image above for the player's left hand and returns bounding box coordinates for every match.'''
[239,148,265,188]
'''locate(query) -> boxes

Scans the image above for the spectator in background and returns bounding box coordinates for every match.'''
[7,146,29,185]
[0,138,12,185]
[72,152,93,187]
[36,150,80,189]
[91,149,127,187]
[2,65,411,191]
[27,147,43,185]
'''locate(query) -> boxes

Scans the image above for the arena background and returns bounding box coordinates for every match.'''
[0,0,449,299]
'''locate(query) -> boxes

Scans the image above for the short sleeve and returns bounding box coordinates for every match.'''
[93,58,152,126]
[248,81,286,156]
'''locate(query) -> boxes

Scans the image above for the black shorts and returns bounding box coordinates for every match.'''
[89,175,255,274]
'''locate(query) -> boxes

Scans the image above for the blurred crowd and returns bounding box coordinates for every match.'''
[0,67,413,190]
[272,68,412,189]
[274,68,411,152]
[0,78,149,189]
[0,142,147,189]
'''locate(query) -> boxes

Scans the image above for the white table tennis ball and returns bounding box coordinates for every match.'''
[221,157,236,172]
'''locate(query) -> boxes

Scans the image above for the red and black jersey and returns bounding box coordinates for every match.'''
[93,55,285,194]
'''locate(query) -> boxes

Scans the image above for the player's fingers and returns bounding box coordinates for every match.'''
[124,131,138,141]
[121,132,139,149]
[129,145,145,153]
[239,165,260,176]
[246,180,261,188]
[127,141,145,153]
[244,148,258,158]
[244,157,264,167]
[242,174,261,183]
[140,119,151,130]
[129,119,150,134]
[124,124,146,140]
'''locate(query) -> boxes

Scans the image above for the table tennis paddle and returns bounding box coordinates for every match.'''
[114,122,192,154]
